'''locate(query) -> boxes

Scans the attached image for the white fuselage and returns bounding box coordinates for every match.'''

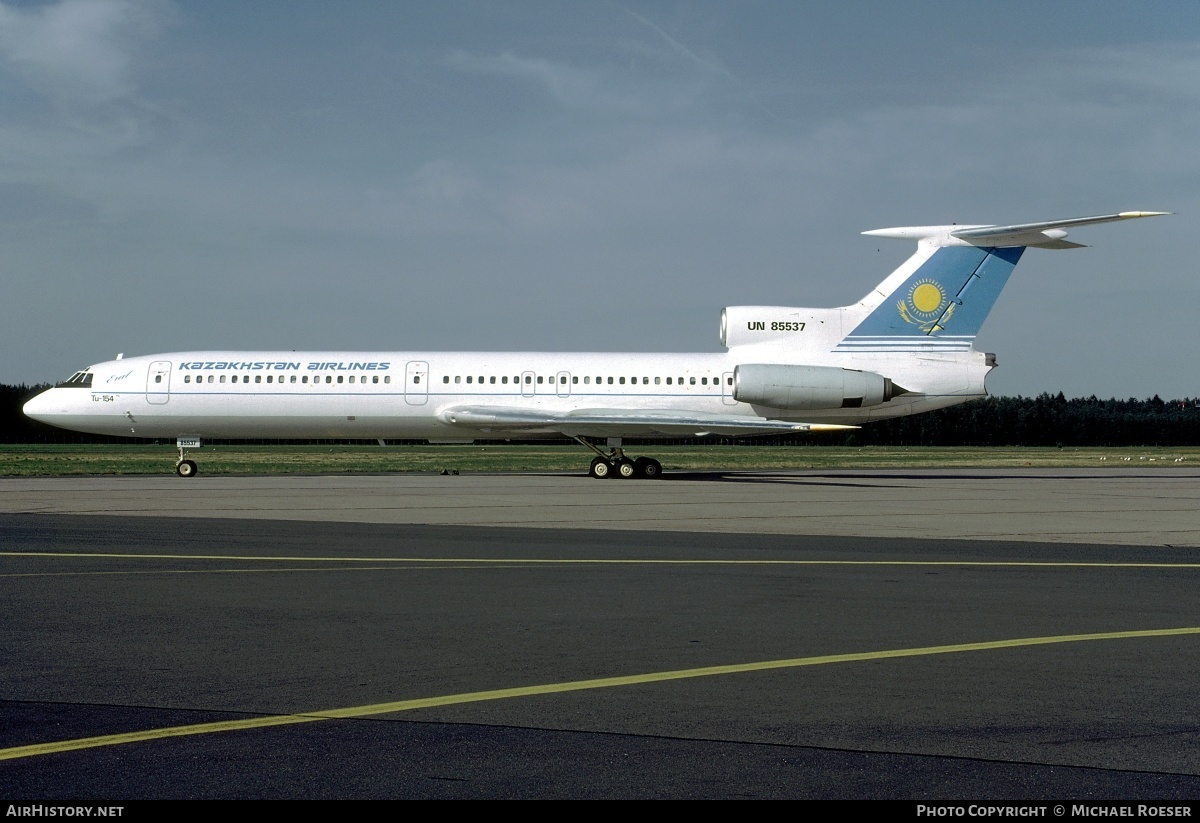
[24,346,988,441]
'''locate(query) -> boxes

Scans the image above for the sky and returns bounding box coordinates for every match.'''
[1,0,1195,398]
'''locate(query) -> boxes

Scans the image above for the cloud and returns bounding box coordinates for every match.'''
[445,49,631,114]
[443,46,717,119]
[0,0,170,105]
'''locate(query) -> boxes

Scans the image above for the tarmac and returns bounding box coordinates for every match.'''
[2,468,1198,545]
[1,469,1198,799]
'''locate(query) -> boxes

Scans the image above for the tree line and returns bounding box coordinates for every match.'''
[3,382,1198,447]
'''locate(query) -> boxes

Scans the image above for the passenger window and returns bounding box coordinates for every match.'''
[255,375,261,383]
[337,376,343,383]
[525,375,532,384]
[268,375,274,383]
[572,376,578,384]
[655,377,660,385]
[302,376,308,384]
[384,375,390,384]
[155,375,162,383]
[643,377,649,385]
[619,377,625,384]
[325,376,332,384]
[607,377,613,384]
[467,376,473,383]
[690,377,696,385]
[414,376,421,384]
[549,375,555,384]
[489,376,496,384]
[290,376,296,383]
[220,375,226,384]
[701,377,707,385]
[443,376,449,383]
[537,376,543,384]
[583,376,590,384]
[502,376,508,384]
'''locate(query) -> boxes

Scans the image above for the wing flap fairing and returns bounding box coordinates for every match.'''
[440,406,858,437]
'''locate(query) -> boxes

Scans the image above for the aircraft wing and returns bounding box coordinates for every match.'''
[439,406,858,437]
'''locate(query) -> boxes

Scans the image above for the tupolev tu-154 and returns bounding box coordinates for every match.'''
[23,211,1167,478]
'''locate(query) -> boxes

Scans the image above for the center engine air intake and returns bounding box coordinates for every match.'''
[733,364,906,410]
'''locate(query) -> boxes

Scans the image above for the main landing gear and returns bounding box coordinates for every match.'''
[573,437,663,480]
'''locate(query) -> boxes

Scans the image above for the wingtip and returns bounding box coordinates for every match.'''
[1118,211,1171,218]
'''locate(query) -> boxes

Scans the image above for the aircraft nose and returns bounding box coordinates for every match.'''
[22,389,59,423]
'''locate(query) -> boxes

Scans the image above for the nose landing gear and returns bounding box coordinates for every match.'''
[175,437,202,478]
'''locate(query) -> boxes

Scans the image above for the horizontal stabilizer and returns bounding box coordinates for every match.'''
[863,211,1168,249]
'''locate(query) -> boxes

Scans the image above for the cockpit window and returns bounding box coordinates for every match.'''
[55,371,94,388]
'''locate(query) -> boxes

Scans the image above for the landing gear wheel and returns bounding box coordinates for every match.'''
[589,457,612,479]
[635,457,663,479]
[615,459,637,479]
[176,460,198,478]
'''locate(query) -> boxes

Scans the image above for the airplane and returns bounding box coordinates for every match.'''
[23,210,1166,479]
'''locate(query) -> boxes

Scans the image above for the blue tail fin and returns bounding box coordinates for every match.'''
[837,246,1023,352]
[838,211,1168,353]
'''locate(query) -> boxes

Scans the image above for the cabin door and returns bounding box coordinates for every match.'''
[146,361,171,405]
[404,361,429,405]
[722,371,737,405]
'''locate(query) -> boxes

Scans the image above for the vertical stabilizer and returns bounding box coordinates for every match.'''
[838,211,1167,354]
[837,245,1023,353]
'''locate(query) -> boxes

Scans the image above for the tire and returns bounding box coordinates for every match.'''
[638,458,662,479]
[176,460,198,478]
[615,459,636,479]
[589,457,611,479]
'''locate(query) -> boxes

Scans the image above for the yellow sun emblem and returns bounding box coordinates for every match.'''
[897,279,952,333]
[911,282,943,313]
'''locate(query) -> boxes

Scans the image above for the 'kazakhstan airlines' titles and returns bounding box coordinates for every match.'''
[178,361,392,371]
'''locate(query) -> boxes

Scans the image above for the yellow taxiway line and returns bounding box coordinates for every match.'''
[2,626,1197,762]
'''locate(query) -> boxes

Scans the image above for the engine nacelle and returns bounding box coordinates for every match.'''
[733,364,900,410]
